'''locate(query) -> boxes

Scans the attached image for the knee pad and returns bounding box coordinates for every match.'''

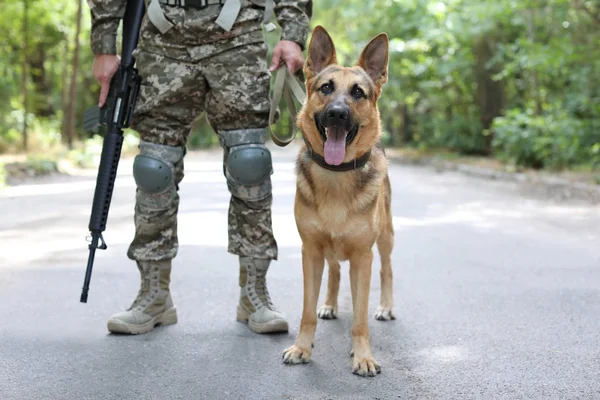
[219,128,273,201]
[133,140,185,209]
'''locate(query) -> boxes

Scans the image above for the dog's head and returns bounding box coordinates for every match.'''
[297,25,389,166]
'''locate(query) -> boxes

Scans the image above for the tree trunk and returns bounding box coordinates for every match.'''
[400,103,411,144]
[66,0,83,150]
[29,43,54,117]
[474,34,506,155]
[22,0,29,151]
[527,8,543,116]
[61,39,70,139]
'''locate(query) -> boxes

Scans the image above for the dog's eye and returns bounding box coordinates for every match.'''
[319,82,333,95]
[351,86,366,99]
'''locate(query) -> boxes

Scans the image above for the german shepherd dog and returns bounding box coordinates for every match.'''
[282,26,395,377]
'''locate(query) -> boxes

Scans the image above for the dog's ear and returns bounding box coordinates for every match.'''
[356,33,389,88]
[304,25,337,82]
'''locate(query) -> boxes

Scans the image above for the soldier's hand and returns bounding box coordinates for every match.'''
[269,40,304,75]
[92,54,121,107]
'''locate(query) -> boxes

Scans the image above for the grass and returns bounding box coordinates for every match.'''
[0,129,142,188]
[0,116,220,189]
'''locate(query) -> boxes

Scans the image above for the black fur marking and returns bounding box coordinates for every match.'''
[313,112,359,147]
[311,65,344,92]
[296,157,316,206]
[348,68,376,99]
[356,165,378,192]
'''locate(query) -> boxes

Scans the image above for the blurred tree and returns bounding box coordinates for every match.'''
[66,0,83,150]
[0,0,598,171]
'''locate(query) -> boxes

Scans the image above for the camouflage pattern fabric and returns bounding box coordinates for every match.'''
[87,0,126,55]
[219,128,278,259]
[127,141,185,261]
[86,0,311,262]
[88,0,312,56]
[227,195,277,260]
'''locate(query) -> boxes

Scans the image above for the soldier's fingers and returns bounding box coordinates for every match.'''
[287,56,303,75]
[269,47,282,72]
[102,63,119,85]
[286,61,295,75]
[109,58,120,76]
[99,81,110,107]
[98,61,119,107]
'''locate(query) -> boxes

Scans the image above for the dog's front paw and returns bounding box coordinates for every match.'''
[318,305,337,320]
[282,345,312,365]
[374,306,396,321]
[352,356,381,377]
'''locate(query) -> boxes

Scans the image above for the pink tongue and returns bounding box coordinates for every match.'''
[324,127,347,165]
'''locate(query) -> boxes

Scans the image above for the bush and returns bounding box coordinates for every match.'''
[413,113,489,155]
[64,128,140,169]
[491,109,600,170]
[187,116,220,149]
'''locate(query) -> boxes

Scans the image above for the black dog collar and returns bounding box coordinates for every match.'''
[302,135,371,172]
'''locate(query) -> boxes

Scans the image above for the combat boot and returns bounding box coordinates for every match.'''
[237,256,289,333]
[107,260,177,335]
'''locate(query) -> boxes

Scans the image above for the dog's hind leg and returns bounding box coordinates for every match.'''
[282,243,325,365]
[349,249,381,377]
[318,260,340,319]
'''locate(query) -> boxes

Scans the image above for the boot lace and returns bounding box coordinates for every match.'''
[129,268,159,311]
[254,273,275,310]
[128,274,149,310]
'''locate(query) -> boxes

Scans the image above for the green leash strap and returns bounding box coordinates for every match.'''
[267,67,306,147]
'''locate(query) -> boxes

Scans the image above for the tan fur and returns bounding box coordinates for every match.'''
[282,26,395,377]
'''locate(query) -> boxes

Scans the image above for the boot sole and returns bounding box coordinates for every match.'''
[236,305,289,334]
[107,307,178,335]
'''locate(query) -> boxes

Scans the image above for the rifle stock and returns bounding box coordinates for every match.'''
[80,0,146,303]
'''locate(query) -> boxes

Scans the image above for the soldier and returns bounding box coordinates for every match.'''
[88,0,311,335]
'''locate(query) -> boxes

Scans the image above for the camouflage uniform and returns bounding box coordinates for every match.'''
[88,0,311,335]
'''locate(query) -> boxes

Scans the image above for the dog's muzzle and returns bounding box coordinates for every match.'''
[314,103,360,166]
[315,104,359,146]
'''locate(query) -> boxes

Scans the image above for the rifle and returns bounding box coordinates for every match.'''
[80,0,146,303]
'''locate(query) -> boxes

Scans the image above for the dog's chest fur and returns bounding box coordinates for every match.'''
[294,150,385,259]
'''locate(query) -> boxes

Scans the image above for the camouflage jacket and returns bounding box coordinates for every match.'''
[88,0,312,55]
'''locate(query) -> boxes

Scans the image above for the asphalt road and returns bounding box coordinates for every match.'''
[1,141,599,400]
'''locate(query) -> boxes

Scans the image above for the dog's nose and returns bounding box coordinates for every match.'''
[326,105,349,124]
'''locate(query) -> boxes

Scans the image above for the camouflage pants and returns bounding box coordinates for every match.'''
[127,28,278,262]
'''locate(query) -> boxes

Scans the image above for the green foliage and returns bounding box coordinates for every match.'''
[417,113,488,155]
[0,109,64,153]
[492,109,600,170]
[311,0,600,170]
[1,0,95,153]
[66,129,141,169]
[1,0,599,174]
[187,116,220,149]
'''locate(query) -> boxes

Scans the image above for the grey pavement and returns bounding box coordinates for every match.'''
[1,141,599,400]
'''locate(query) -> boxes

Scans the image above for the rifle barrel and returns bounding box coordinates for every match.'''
[80,235,100,303]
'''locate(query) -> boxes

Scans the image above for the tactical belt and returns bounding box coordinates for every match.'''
[149,0,243,32]
[158,0,226,7]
